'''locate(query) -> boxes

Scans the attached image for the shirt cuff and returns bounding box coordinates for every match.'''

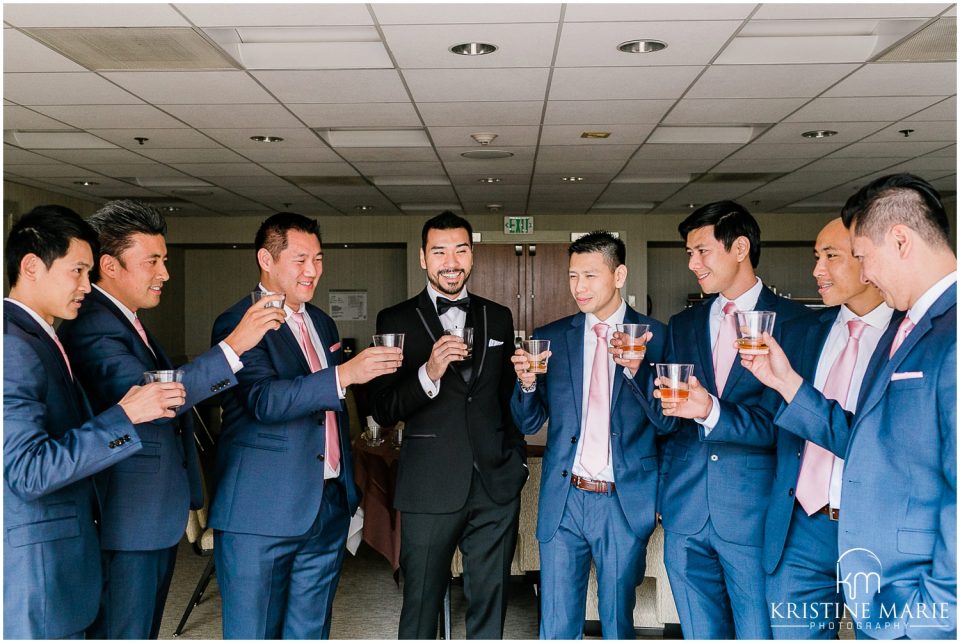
[334,366,346,400]
[418,364,440,398]
[695,394,721,433]
[218,341,243,374]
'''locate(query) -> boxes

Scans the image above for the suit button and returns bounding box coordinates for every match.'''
[317,454,325,461]
[108,441,116,449]
[467,396,473,402]
[182,461,188,469]
[710,454,719,462]
[123,434,130,441]
[797,451,802,458]
[788,488,795,497]
[561,470,568,478]
[571,436,577,444]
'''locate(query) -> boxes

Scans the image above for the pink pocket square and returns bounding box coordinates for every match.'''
[891,371,923,381]
[329,342,341,352]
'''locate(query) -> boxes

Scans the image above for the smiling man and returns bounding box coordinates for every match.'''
[58,200,286,639]
[509,231,665,639]
[371,211,528,639]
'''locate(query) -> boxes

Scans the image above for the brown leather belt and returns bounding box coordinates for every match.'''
[815,505,840,521]
[571,474,615,494]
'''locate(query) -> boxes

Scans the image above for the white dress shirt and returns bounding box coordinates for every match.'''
[812,302,894,508]
[906,271,957,327]
[571,299,628,482]
[4,297,59,342]
[418,283,470,397]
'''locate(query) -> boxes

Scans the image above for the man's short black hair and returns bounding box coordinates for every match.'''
[841,173,950,249]
[87,199,167,280]
[255,212,322,262]
[421,211,473,250]
[568,231,625,270]
[5,205,99,286]
[678,200,762,268]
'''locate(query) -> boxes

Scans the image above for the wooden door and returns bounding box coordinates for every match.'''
[526,243,579,334]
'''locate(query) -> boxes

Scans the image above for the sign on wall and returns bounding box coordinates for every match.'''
[504,216,534,234]
[329,290,367,321]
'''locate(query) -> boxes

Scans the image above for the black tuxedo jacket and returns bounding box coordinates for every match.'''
[370,289,527,513]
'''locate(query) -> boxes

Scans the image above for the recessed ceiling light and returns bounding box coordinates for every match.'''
[356,205,374,212]
[163,206,181,213]
[580,131,611,139]
[450,42,497,56]
[460,149,514,160]
[250,135,284,143]
[73,180,99,186]
[478,177,502,183]
[687,203,698,209]
[617,39,667,54]
[561,176,584,182]
[801,129,838,139]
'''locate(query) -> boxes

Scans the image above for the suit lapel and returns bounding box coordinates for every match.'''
[799,308,838,381]
[693,298,717,394]
[466,300,487,387]
[90,289,160,369]
[415,289,445,345]
[853,311,903,416]
[277,319,311,374]
[567,314,586,426]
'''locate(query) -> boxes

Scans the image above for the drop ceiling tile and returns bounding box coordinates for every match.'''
[752,4,951,19]
[534,160,626,174]
[728,142,846,160]
[785,169,881,185]
[828,140,949,158]
[418,101,544,126]
[711,157,813,173]
[929,175,956,193]
[3,146,59,164]
[664,181,761,201]
[597,183,684,201]
[157,104,301,129]
[824,62,956,97]
[428,125,540,147]
[621,158,720,173]
[664,98,808,125]
[755,121,887,144]
[352,161,445,176]
[200,128,325,149]
[435,146,536,163]
[177,3,374,26]
[89,128,220,149]
[136,148,250,163]
[226,185,312,201]
[633,143,742,159]
[450,174,529,187]
[32,104,185,129]
[686,64,859,99]
[39,175,139,190]
[455,185,529,200]
[925,143,957,157]
[556,21,741,67]
[405,68,550,102]
[260,162,359,176]
[338,147,439,162]
[537,145,639,162]
[881,157,957,175]
[785,96,948,122]
[377,186,458,201]
[88,163,196,178]
[3,4,191,27]
[5,72,142,105]
[372,3,562,24]
[462,201,527,214]
[102,71,276,104]
[909,96,957,121]
[550,67,702,100]
[286,102,420,127]
[382,23,557,68]
[209,175,297,188]
[34,148,157,165]
[3,105,75,130]
[564,4,755,21]
[5,163,93,177]
[544,99,674,125]
[443,159,535,175]
[540,124,654,146]
[253,70,410,103]
[236,146,342,163]
[3,29,86,72]
[863,121,957,143]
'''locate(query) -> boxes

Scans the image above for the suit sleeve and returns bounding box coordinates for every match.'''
[624,320,681,436]
[3,334,141,502]
[369,307,436,426]
[771,381,853,458]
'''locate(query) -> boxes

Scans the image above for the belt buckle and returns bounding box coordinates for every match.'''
[828,507,839,521]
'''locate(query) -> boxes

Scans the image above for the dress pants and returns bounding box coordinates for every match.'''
[215,478,350,640]
[664,518,772,639]
[538,484,648,640]
[766,502,842,639]
[86,545,178,639]
[398,469,520,640]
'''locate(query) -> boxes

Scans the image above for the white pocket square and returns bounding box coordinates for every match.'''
[488,339,504,347]
[891,371,923,381]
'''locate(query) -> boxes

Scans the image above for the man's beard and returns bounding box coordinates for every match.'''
[428,269,470,296]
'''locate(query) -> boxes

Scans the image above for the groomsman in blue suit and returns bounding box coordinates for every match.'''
[761,218,895,637]
[651,202,810,638]
[4,206,183,639]
[58,200,286,639]
[510,231,666,639]
[211,212,401,639]
[742,174,956,639]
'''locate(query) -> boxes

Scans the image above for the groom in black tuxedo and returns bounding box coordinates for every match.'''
[371,211,527,639]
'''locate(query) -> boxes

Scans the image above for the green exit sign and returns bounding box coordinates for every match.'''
[503,216,534,234]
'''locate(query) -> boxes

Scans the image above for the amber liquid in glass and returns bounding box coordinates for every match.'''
[736,338,769,354]
[659,388,690,401]
[621,344,647,360]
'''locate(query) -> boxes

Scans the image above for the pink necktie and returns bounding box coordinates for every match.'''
[52,333,73,380]
[796,318,867,515]
[889,317,915,358]
[132,316,151,349]
[581,322,610,477]
[293,312,340,471]
[714,301,738,396]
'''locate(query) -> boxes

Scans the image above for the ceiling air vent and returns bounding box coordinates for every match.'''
[874,17,956,62]
[21,27,239,71]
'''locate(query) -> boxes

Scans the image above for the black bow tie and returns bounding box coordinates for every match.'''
[436,296,470,316]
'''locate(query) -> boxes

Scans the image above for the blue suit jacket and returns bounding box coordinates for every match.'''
[776,286,956,638]
[210,294,360,537]
[510,306,666,542]
[763,305,902,574]
[58,287,236,550]
[655,287,812,547]
[3,301,140,638]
